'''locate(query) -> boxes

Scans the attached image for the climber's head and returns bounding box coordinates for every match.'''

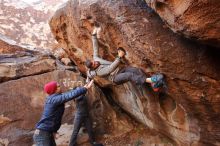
[85,59,100,70]
[44,81,61,95]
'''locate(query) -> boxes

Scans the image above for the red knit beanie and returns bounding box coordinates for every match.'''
[44,81,57,95]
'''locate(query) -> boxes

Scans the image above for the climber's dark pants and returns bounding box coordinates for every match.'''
[69,113,94,146]
[113,66,146,85]
[33,129,56,146]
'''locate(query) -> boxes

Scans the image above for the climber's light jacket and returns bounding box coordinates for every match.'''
[87,35,122,82]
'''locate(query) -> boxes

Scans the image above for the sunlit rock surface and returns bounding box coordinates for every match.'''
[145,0,220,47]
[50,0,220,145]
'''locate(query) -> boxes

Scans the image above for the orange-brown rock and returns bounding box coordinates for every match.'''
[0,69,135,146]
[0,39,25,54]
[0,39,135,146]
[50,0,220,145]
[145,0,220,47]
[0,39,56,82]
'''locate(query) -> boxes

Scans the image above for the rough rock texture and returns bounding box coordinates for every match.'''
[0,37,75,83]
[0,39,26,54]
[0,38,54,83]
[50,0,220,145]
[0,70,135,146]
[0,39,139,146]
[0,52,56,83]
[145,0,220,47]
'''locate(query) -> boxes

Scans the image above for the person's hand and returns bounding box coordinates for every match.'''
[118,49,125,58]
[84,79,94,89]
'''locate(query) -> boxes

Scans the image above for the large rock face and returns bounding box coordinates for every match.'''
[50,0,220,145]
[0,37,60,83]
[0,51,56,83]
[0,70,134,146]
[0,34,175,146]
[144,0,220,47]
[3,37,179,146]
[0,39,135,146]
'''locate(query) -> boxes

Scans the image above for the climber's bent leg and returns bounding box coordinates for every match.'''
[113,72,146,85]
[120,66,144,75]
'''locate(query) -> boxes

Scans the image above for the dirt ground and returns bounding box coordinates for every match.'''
[77,123,175,146]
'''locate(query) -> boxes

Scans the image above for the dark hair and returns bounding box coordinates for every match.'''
[85,59,92,68]
[94,21,100,27]
[86,16,92,19]
[117,47,126,54]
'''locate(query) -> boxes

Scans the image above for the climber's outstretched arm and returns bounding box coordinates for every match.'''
[92,34,99,59]
[92,27,112,64]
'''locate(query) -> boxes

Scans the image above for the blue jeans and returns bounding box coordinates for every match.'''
[33,129,56,146]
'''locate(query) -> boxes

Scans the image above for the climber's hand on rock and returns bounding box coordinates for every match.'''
[118,49,125,58]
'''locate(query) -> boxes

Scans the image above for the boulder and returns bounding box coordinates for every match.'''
[0,69,134,146]
[49,0,220,145]
[0,52,56,83]
[0,38,57,83]
[144,0,220,47]
[0,39,133,146]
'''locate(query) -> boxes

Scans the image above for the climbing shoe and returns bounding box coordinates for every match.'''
[150,73,166,92]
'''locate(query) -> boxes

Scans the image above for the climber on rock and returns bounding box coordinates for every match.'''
[85,23,166,92]
[69,94,103,146]
[33,80,94,146]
